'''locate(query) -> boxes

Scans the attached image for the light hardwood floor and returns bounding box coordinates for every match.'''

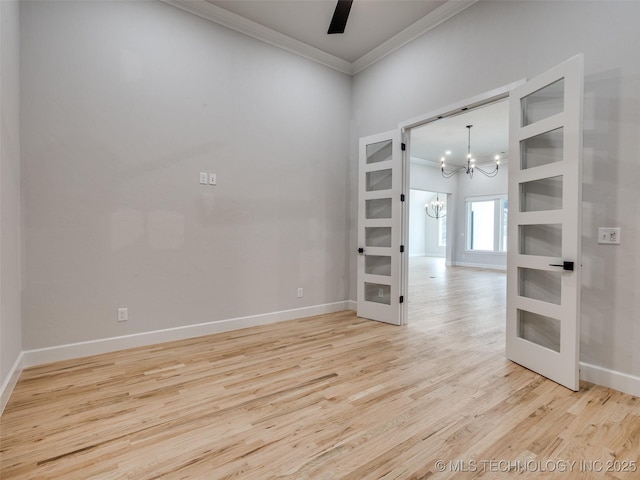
[1,258,639,479]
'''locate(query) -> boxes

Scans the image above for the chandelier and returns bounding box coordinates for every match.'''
[441,125,500,178]
[425,193,446,219]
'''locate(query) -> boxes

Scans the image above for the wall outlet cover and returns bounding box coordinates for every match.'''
[597,227,621,245]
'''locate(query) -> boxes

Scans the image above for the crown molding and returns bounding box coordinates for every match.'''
[160,0,353,74]
[410,157,440,168]
[351,0,478,74]
[160,0,478,76]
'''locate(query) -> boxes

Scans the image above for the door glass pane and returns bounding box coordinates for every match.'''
[365,227,391,247]
[365,282,391,305]
[365,255,391,276]
[521,128,563,170]
[366,140,392,164]
[520,176,562,212]
[502,200,508,252]
[521,78,564,126]
[366,198,392,219]
[518,310,560,352]
[366,169,392,192]
[520,224,562,257]
[519,268,561,305]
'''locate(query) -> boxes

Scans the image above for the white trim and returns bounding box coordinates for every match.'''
[451,261,506,271]
[398,79,525,131]
[22,302,350,368]
[160,0,352,74]
[580,362,640,398]
[5,308,640,410]
[0,352,24,416]
[461,251,507,256]
[159,0,477,76]
[351,0,478,74]
[465,193,508,203]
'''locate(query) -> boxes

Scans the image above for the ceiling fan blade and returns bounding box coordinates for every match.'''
[328,0,353,34]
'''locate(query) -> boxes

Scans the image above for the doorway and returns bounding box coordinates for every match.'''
[405,99,509,325]
[358,56,584,391]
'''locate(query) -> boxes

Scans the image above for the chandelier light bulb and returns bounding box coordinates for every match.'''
[440,124,499,179]
[425,193,446,219]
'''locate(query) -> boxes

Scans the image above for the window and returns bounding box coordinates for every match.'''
[438,215,447,247]
[466,195,508,252]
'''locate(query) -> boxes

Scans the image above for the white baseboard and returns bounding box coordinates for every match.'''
[580,362,640,398]
[1,352,24,416]
[7,303,638,414]
[451,261,506,271]
[23,301,351,368]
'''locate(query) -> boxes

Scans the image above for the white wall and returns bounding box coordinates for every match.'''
[20,1,352,350]
[352,1,640,384]
[0,0,22,405]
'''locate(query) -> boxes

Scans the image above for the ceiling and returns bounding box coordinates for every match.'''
[163,0,477,74]
[410,99,509,168]
[207,0,447,63]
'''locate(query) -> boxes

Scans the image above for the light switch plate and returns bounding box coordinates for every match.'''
[598,227,621,244]
[199,172,208,185]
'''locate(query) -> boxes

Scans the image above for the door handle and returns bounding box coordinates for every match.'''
[357,247,365,254]
[549,261,574,271]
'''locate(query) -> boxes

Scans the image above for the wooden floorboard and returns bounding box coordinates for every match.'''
[1,258,639,478]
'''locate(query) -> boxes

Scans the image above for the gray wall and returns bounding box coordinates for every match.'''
[20,0,352,349]
[0,0,22,390]
[351,0,640,378]
[5,0,640,392]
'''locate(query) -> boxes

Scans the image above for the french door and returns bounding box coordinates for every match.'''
[356,130,405,325]
[506,55,584,390]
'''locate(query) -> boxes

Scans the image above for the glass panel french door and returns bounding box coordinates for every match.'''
[506,55,583,391]
[357,131,404,325]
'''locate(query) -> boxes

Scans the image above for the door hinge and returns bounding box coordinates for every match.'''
[400,245,405,253]
[401,143,406,151]
[400,193,405,202]
[399,296,404,303]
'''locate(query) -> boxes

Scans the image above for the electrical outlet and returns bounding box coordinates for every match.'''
[297,288,303,298]
[199,172,208,185]
[209,173,217,185]
[117,307,128,322]
[598,227,621,245]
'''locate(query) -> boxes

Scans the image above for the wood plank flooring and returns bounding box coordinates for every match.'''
[1,258,639,479]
